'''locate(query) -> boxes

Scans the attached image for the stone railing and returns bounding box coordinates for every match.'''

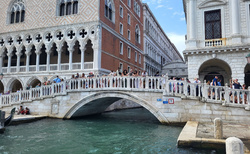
[0,77,250,110]
[0,76,165,107]
[205,38,226,47]
[1,62,94,74]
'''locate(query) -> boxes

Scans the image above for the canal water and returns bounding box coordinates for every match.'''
[0,108,214,154]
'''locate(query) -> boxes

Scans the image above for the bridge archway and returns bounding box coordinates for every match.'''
[198,59,232,85]
[64,91,169,124]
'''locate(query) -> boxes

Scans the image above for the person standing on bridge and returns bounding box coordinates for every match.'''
[53,76,61,83]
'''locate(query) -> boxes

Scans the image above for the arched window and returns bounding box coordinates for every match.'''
[135,25,140,44]
[9,0,25,24]
[105,0,114,22]
[59,0,78,16]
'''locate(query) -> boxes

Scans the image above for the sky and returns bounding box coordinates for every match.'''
[142,0,186,56]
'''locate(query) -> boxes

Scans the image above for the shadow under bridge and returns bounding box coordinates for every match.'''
[63,91,168,124]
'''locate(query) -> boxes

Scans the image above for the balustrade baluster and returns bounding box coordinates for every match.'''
[237,91,240,104]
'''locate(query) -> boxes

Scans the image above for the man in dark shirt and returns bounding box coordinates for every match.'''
[233,79,241,89]
[212,76,218,86]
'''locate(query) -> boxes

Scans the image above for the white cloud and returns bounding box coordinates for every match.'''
[166,33,186,57]
[156,5,164,9]
[180,17,185,21]
[173,11,184,16]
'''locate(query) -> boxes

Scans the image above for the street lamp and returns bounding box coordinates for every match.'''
[246,53,250,64]
[0,73,3,80]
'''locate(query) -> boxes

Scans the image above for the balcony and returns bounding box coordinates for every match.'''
[1,62,94,74]
[205,38,226,47]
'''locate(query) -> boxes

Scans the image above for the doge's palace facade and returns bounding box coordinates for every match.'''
[183,0,250,87]
[0,0,144,93]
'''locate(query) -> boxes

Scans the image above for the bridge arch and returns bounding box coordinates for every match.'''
[198,58,232,85]
[63,91,169,124]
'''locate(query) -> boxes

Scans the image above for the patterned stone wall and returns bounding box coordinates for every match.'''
[0,0,99,33]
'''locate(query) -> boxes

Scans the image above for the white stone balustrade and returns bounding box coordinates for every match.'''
[0,76,249,110]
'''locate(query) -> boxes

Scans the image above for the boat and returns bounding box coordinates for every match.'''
[4,108,16,127]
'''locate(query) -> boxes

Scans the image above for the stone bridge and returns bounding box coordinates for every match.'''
[1,76,250,124]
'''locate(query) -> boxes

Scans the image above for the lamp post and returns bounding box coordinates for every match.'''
[246,53,250,64]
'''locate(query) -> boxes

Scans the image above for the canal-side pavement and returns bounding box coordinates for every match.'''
[178,121,250,153]
[10,114,47,125]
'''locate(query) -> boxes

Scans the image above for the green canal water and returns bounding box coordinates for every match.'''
[0,108,215,154]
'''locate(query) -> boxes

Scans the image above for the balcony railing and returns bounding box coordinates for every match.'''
[205,38,226,47]
[1,62,94,74]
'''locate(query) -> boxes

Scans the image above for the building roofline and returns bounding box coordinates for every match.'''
[142,3,183,61]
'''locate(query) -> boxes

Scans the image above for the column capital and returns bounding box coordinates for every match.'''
[16,52,22,57]
[7,53,13,57]
[35,51,41,55]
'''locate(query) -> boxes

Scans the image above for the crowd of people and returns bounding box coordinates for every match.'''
[17,106,30,115]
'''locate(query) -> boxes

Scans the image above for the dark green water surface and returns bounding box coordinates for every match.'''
[0,108,215,154]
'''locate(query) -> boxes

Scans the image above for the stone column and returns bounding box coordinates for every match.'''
[35,52,41,72]
[7,53,12,73]
[26,52,31,72]
[93,48,101,70]
[46,51,51,71]
[57,51,61,71]
[226,137,244,154]
[16,53,21,72]
[69,49,73,70]
[231,0,240,35]
[80,47,85,70]
[231,0,241,44]
[186,0,197,48]
[189,0,196,40]
[214,118,223,139]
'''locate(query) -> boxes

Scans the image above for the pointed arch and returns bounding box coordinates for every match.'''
[6,77,24,92]
[84,39,94,63]
[8,0,25,24]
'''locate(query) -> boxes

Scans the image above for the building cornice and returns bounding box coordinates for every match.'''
[183,45,250,56]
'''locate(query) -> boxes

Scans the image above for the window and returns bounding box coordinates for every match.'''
[133,0,140,16]
[128,30,131,40]
[10,0,25,24]
[128,14,131,24]
[120,42,123,55]
[120,6,123,18]
[127,47,131,58]
[205,9,221,39]
[119,63,123,72]
[128,66,131,72]
[128,0,131,7]
[135,51,137,62]
[120,23,123,34]
[59,0,78,16]
[139,54,141,64]
[105,0,114,22]
[135,25,140,43]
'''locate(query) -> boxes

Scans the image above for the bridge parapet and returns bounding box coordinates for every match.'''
[0,76,250,111]
[0,76,165,107]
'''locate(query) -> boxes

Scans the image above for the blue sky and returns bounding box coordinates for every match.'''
[142,0,186,55]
